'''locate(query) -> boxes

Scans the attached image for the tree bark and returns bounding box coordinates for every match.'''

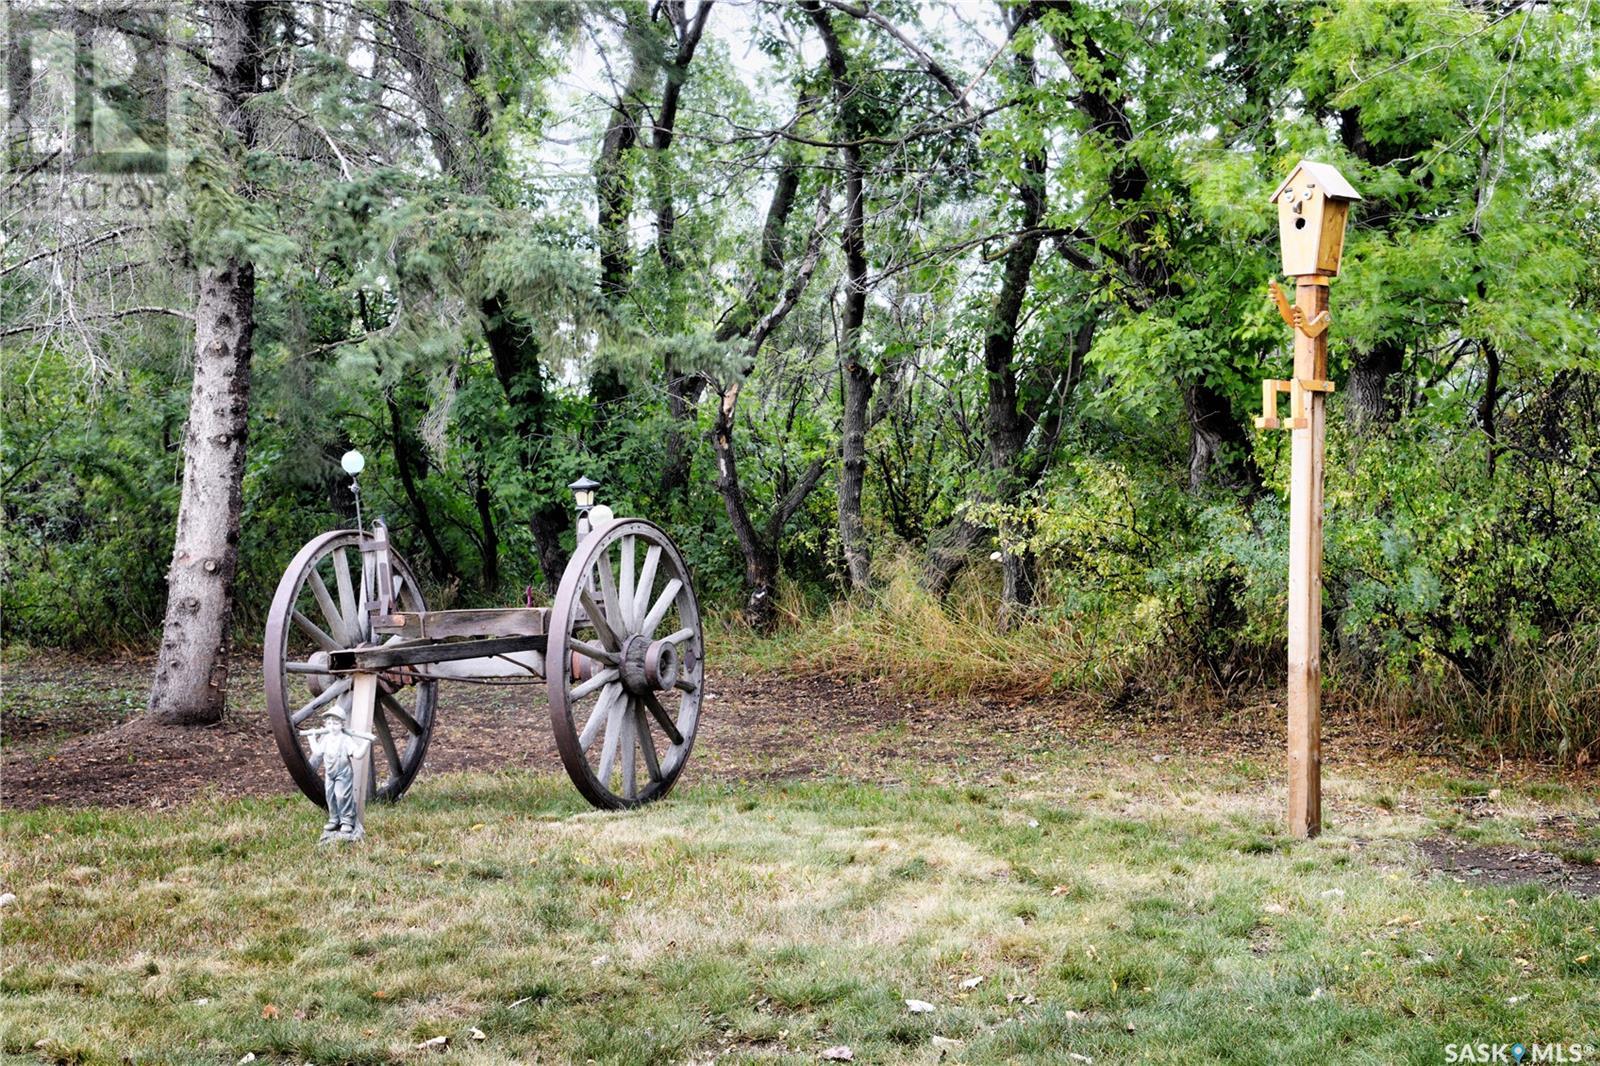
[806,2,873,591]
[1185,380,1262,494]
[146,0,262,725]
[1346,341,1404,432]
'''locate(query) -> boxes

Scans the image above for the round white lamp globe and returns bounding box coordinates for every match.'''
[340,449,366,476]
[587,504,615,527]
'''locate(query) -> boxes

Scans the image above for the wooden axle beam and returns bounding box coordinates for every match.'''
[328,634,549,672]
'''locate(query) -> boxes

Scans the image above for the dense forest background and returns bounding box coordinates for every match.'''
[3,1,1597,760]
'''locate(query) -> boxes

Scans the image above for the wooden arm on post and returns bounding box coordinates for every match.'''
[1269,280,1295,328]
[1270,280,1332,337]
[1256,377,1335,432]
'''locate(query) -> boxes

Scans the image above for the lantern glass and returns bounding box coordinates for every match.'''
[568,475,601,510]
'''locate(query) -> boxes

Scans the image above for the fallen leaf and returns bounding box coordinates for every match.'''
[237,1055,256,1065]
[1050,885,1072,896]
[469,1027,486,1041]
[373,989,388,999]
[959,976,984,989]
[819,1046,854,1062]
[931,1035,963,1049]
[260,1004,279,1020]
[416,1036,448,1051]
[906,999,936,1014]
[0,893,16,907]
[1575,954,1591,964]
[1069,1054,1095,1064]
[470,823,486,831]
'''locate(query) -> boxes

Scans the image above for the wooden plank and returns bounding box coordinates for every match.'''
[372,607,548,640]
[349,672,379,828]
[1286,276,1329,839]
[329,634,547,671]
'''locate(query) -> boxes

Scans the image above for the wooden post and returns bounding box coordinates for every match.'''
[1286,277,1329,839]
[1263,159,1359,840]
[350,671,379,830]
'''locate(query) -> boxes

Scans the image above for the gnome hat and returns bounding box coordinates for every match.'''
[321,703,349,724]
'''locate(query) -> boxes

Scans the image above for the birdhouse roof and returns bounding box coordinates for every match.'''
[1270,160,1361,203]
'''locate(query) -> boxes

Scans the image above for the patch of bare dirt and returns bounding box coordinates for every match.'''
[1416,837,1600,898]
[2,649,1595,821]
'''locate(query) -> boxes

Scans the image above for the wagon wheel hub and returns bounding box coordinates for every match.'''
[618,633,678,695]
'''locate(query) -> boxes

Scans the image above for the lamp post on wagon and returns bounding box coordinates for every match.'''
[1256,159,1360,840]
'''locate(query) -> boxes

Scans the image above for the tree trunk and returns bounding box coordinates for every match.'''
[1185,381,1262,494]
[591,13,657,419]
[806,2,873,590]
[482,292,571,591]
[146,1,262,726]
[472,468,500,592]
[1346,341,1403,432]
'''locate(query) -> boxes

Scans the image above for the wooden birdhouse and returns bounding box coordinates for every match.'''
[1270,160,1361,277]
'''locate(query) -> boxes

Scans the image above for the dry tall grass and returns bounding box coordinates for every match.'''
[720,557,1599,766]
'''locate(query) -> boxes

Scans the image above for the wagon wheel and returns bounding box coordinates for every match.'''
[264,530,437,807]
[548,518,705,809]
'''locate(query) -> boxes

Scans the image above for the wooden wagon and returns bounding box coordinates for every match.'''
[262,478,705,812]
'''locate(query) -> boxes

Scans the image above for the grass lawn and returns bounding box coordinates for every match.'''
[3,750,1598,1064]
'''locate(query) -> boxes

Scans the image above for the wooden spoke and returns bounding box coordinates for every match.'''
[333,547,358,636]
[639,578,683,638]
[570,639,618,665]
[620,701,638,800]
[378,691,423,735]
[635,703,663,781]
[633,545,661,627]
[580,684,620,752]
[572,667,620,701]
[660,626,694,646]
[597,549,622,633]
[580,587,621,650]
[292,610,341,653]
[358,551,375,640]
[291,678,351,725]
[308,570,350,646]
[619,536,636,632]
[374,708,403,780]
[596,695,624,785]
[640,688,685,746]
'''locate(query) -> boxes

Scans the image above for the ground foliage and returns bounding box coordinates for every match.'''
[2,1,1598,759]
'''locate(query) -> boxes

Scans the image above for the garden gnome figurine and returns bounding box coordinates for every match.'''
[302,703,375,844]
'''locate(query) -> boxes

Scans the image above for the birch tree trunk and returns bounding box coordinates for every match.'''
[146,1,262,725]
